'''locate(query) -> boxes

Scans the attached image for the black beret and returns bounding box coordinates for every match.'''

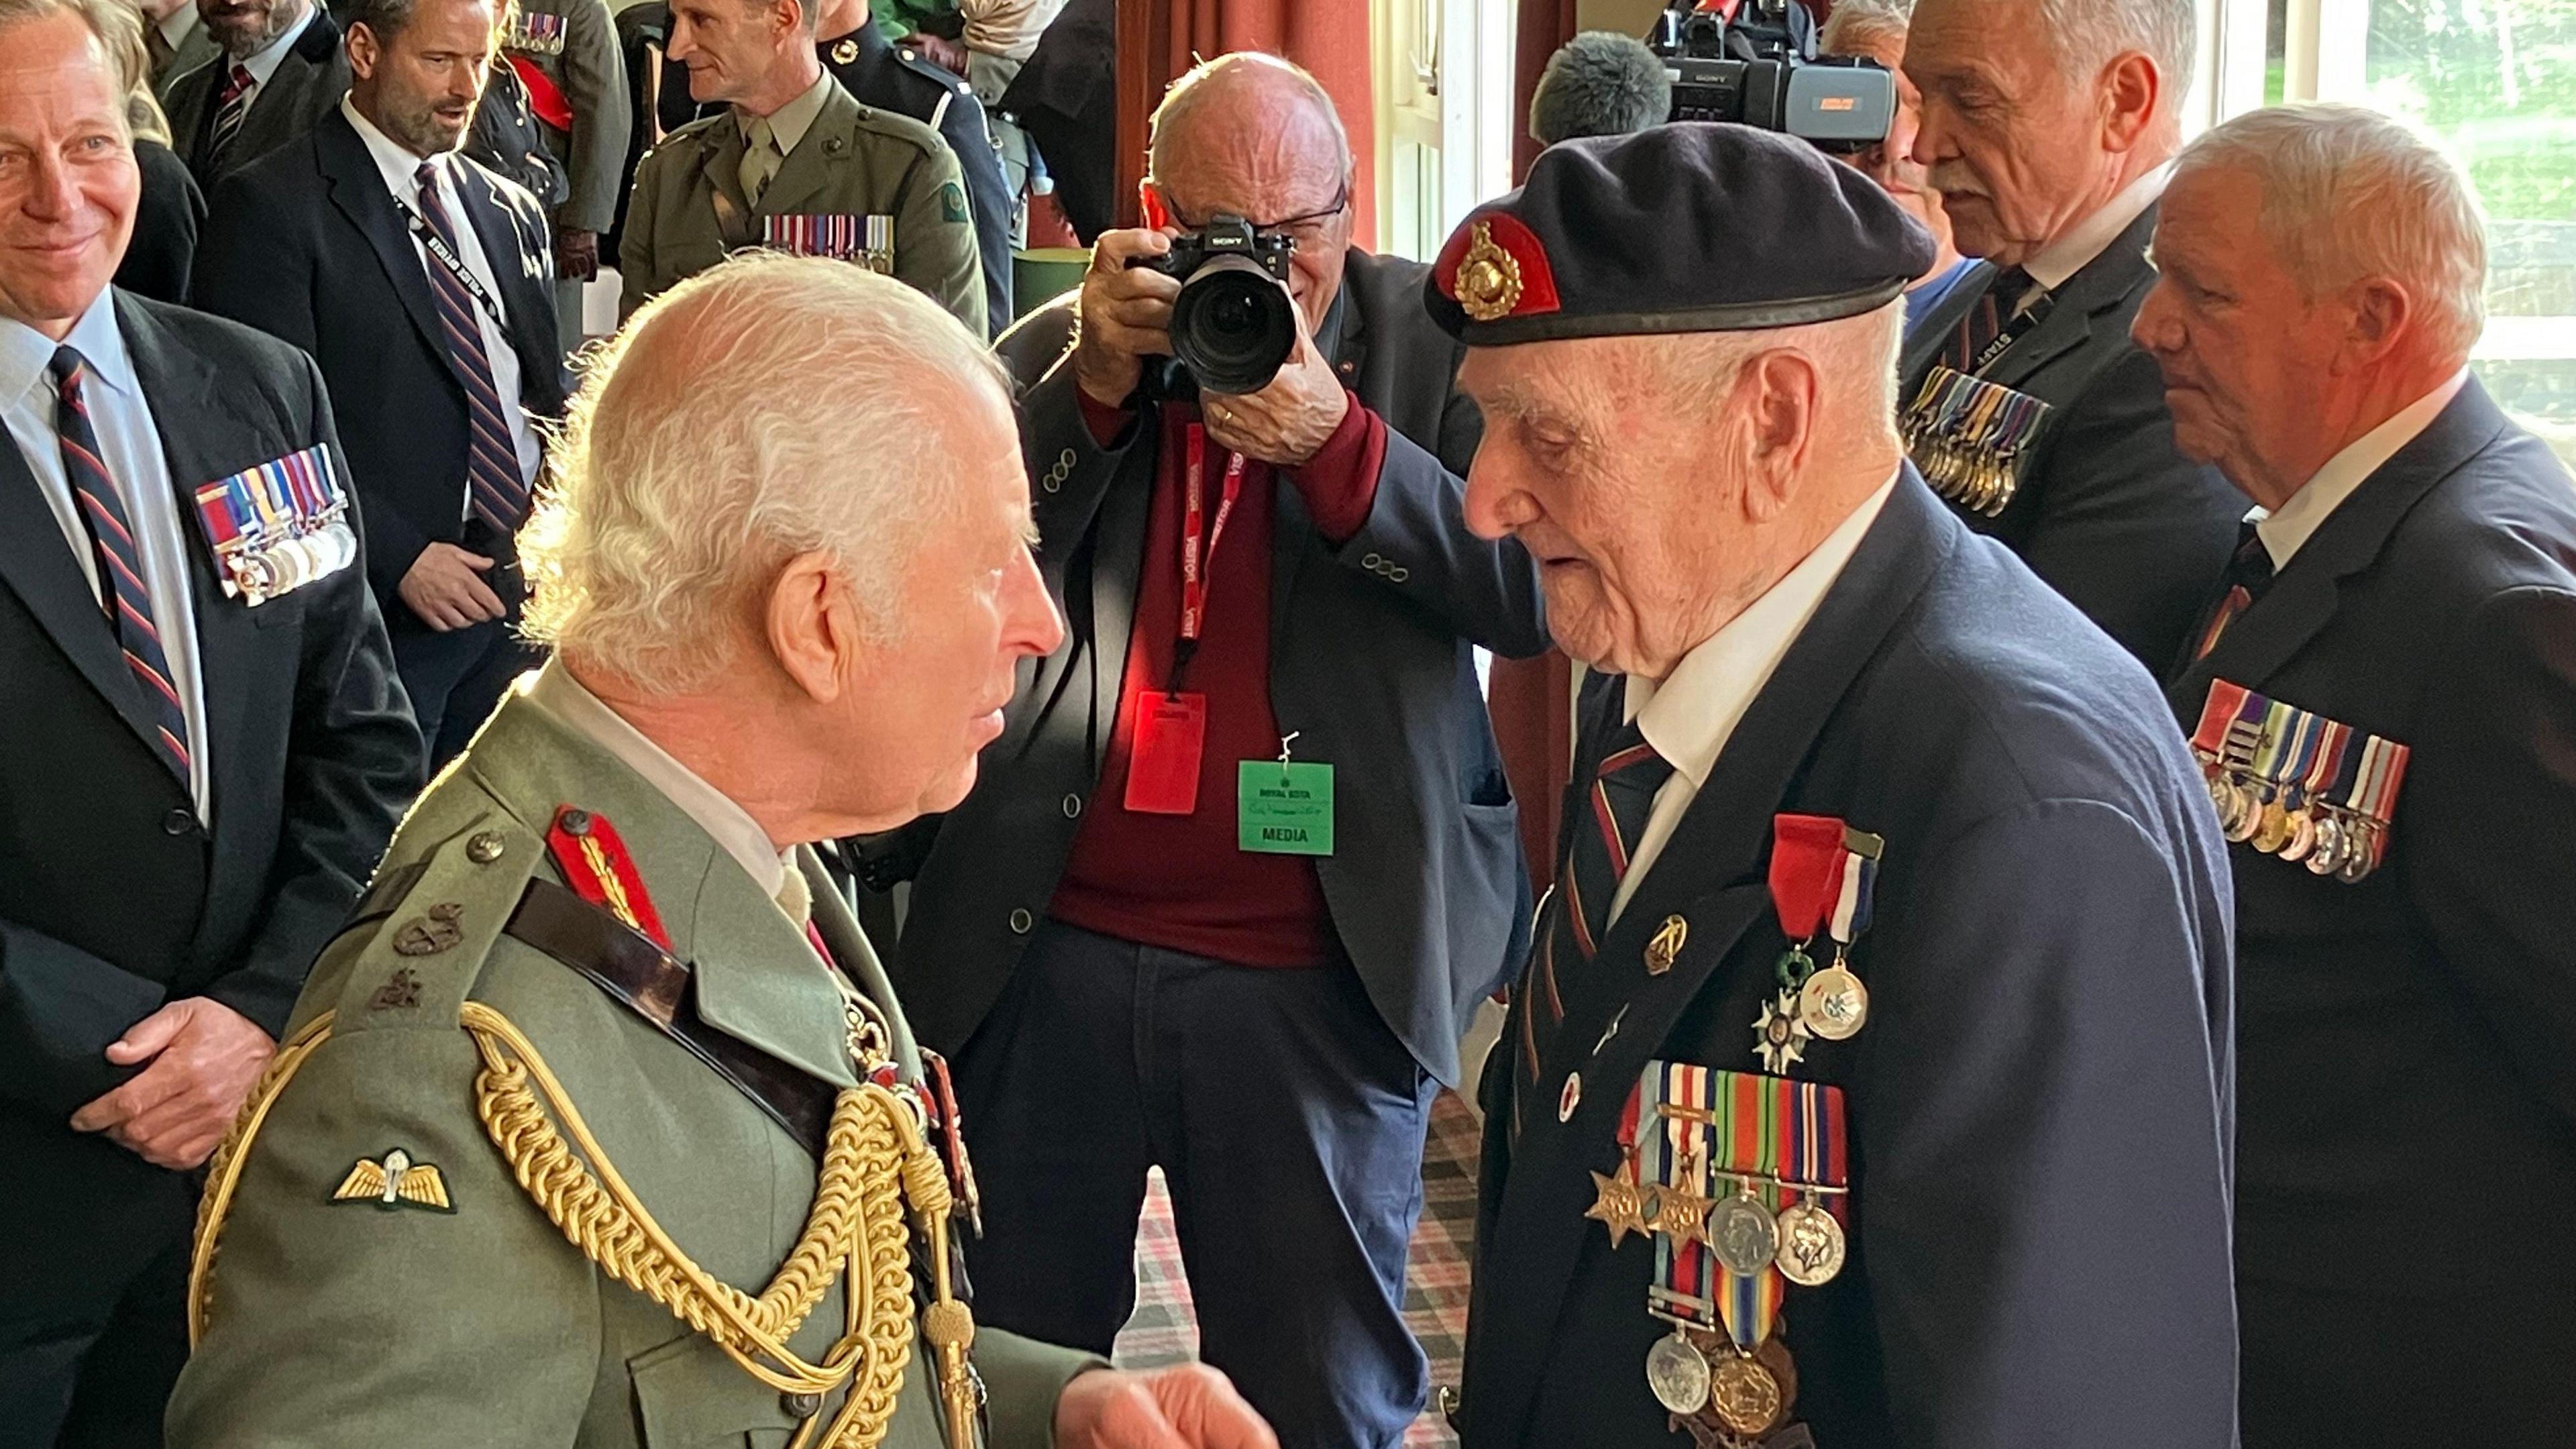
[1426,123,1938,345]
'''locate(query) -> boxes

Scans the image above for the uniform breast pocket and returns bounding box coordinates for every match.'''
[628,1334,796,1448]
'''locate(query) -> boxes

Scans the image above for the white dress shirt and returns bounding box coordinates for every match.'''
[1,292,212,816]
[2023,162,2173,301]
[342,97,543,506]
[231,3,316,92]
[521,662,797,908]
[1609,476,1898,923]
[2249,369,2471,570]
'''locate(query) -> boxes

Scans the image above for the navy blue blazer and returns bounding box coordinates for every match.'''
[891,248,1551,1087]
[1901,203,2247,673]
[1465,472,2239,1449]
[2165,379,2576,1448]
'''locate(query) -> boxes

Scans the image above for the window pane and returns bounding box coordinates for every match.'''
[2267,0,2288,106]
[2350,0,2576,467]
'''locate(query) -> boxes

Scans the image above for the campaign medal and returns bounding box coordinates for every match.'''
[1774,1197,1846,1287]
[1647,1329,1713,1415]
[1586,1134,1655,1251]
[1709,1351,1786,1438]
[2192,681,2406,883]
[1901,366,2052,518]
[192,445,356,606]
[1765,817,1881,1059]
[1707,1181,1779,1278]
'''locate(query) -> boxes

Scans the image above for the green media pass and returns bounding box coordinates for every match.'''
[1238,761,1335,856]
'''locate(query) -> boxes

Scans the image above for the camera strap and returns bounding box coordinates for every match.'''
[1173,421,1247,684]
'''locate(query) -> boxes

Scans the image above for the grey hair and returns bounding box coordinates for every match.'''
[1666,302,1909,448]
[2035,0,2196,106]
[1817,0,1912,58]
[1147,52,1354,186]
[519,254,1012,694]
[2177,102,2488,359]
[0,0,154,138]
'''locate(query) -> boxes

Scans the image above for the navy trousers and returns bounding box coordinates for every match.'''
[386,519,540,769]
[955,918,1440,1449]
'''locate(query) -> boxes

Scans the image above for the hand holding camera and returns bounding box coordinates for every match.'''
[1072,229,1185,411]
[1201,309,1349,470]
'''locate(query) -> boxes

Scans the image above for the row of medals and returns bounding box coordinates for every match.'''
[228,523,355,606]
[1906,429,2024,519]
[2206,768,2384,881]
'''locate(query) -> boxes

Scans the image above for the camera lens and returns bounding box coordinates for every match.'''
[1169,256,1297,396]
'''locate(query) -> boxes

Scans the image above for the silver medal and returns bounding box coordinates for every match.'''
[1645,1330,1712,1415]
[1773,1198,1847,1287]
[1799,964,1869,1041]
[1707,1188,1779,1277]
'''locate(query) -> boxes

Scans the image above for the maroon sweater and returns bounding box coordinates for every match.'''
[1049,391,1388,967]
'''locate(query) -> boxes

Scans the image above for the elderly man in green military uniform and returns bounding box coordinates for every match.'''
[619,0,983,331]
[166,255,1269,1449]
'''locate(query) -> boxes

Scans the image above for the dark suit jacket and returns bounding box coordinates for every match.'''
[892,249,1551,1087]
[0,293,420,1319]
[2163,380,2576,1447]
[996,0,1112,241]
[1464,474,2239,1449]
[1901,202,2245,672]
[193,107,568,608]
[113,140,205,305]
[163,9,350,189]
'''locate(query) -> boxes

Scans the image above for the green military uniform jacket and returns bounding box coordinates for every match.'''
[496,0,631,237]
[618,74,985,334]
[167,681,1093,1447]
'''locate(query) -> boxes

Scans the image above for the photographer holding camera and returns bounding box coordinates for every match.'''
[887,52,1549,1449]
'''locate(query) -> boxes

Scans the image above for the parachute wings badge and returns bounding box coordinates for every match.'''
[330,1148,455,1213]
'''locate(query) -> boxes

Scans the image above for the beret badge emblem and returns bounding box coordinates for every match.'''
[1455,221,1524,323]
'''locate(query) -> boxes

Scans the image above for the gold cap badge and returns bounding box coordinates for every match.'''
[1455,221,1524,323]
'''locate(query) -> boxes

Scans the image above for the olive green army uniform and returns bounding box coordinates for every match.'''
[495,0,630,354]
[619,74,986,334]
[166,671,1093,1447]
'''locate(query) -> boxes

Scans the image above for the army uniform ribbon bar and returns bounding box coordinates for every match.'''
[2191,680,2410,882]
[502,11,566,55]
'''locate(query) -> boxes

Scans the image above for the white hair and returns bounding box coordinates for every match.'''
[2178,102,2488,360]
[1818,0,1912,59]
[2035,0,2196,105]
[1666,302,1909,448]
[1147,51,1354,185]
[520,254,1011,694]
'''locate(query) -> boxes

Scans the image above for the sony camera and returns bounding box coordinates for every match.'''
[1653,0,1894,152]
[1126,215,1300,400]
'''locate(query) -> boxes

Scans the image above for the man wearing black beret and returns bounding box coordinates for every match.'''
[1438,123,2239,1449]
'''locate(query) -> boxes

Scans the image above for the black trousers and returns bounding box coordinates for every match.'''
[955,918,1440,1449]
[384,519,541,769]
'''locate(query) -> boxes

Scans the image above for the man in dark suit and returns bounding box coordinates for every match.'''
[885,53,1548,1449]
[162,0,347,188]
[0,3,419,1442]
[1898,0,2243,672]
[629,0,1017,333]
[994,0,1108,241]
[195,0,566,767]
[1441,125,2238,1449]
[2138,105,2576,1449]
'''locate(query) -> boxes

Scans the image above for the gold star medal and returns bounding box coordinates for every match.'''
[1585,1146,1653,1250]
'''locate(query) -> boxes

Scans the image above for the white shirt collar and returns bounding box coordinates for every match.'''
[2023,162,2171,297]
[2250,369,2470,569]
[521,661,794,900]
[234,4,316,87]
[340,94,443,201]
[740,70,835,156]
[1626,474,1898,790]
[0,289,139,409]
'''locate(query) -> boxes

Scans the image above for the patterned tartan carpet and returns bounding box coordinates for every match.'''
[1110,1090,1483,1449]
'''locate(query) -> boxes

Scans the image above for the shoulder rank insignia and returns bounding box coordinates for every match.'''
[390,902,464,957]
[331,1148,456,1212]
[547,806,672,949]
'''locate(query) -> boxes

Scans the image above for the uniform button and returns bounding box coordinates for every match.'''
[1061,794,1083,819]
[1008,908,1034,934]
[560,808,592,837]
[1361,551,1384,568]
[781,1390,823,1419]
[161,808,195,836]
[466,830,506,864]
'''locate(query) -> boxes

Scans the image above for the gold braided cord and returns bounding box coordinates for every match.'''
[460,1003,919,1447]
[189,1012,339,1346]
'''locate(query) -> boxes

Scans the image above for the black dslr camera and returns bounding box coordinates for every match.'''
[1126,215,1299,400]
[1652,0,1894,152]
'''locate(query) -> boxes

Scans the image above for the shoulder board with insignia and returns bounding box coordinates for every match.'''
[329,814,545,1032]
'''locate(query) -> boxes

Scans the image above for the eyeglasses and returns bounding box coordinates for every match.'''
[1159,184,1351,253]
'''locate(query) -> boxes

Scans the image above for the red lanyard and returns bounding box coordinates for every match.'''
[1178,421,1246,660]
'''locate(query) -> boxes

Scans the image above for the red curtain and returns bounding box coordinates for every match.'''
[1111,0,1379,246]
[1488,0,1582,888]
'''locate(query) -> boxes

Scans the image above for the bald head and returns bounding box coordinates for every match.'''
[1142,52,1358,331]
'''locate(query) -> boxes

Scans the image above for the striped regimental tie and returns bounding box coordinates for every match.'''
[413,160,529,531]
[207,63,256,167]
[50,347,193,784]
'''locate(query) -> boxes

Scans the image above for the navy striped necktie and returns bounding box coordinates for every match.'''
[1515,683,1674,1129]
[51,347,192,785]
[413,160,529,531]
